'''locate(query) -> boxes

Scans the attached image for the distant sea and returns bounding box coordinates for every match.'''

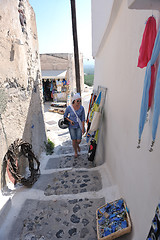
[83,58,94,75]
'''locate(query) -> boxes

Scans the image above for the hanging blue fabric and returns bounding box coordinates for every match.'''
[150,63,160,151]
[138,24,160,148]
[138,61,151,142]
[50,81,53,91]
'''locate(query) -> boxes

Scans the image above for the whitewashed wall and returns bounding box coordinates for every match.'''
[69,53,84,95]
[92,0,114,57]
[92,0,160,238]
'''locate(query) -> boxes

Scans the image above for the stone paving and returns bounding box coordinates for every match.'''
[56,145,88,155]
[1,136,108,240]
[33,170,102,196]
[6,146,106,240]
[45,153,93,169]
[9,198,105,240]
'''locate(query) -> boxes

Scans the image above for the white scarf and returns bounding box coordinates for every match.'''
[70,105,83,130]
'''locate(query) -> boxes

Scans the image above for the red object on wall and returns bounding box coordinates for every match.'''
[138,16,157,68]
[137,16,157,108]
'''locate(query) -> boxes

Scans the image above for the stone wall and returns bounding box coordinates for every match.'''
[0,0,46,187]
[40,54,69,70]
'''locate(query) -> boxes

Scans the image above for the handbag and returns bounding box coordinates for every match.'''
[89,111,101,132]
[58,117,69,129]
[88,139,97,162]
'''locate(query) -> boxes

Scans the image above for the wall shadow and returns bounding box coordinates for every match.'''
[22,81,47,173]
[94,110,107,166]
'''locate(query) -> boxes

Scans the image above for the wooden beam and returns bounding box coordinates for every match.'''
[70,0,81,94]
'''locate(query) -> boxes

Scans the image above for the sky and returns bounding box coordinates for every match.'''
[29,0,93,62]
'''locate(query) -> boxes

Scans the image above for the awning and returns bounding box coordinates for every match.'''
[42,70,67,81]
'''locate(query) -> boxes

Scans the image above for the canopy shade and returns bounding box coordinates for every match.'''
[42,70,67,80]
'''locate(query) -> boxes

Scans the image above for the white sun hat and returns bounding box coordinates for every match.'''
[72,93,81,102]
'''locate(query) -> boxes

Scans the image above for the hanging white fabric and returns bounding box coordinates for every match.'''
[89,111,101,133]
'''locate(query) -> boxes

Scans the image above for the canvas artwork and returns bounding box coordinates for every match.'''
[147,204,160,240]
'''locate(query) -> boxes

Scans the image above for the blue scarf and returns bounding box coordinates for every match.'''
[138,24,160,150]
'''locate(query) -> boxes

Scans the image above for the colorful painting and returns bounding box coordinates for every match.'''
[147,204,160,240]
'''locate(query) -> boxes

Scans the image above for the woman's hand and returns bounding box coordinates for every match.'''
[71,120,74,125]
[82,121,85,135]
[82,128,85,135]
[65,117,74,126]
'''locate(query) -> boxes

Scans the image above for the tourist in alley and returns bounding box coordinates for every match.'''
[64,93,85,157]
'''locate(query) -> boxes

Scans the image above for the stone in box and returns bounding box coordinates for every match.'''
[96,198,131,240]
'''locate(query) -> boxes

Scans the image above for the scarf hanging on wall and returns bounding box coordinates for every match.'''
[150,59,160,151]
[137,19,160,149]
[137,16,157,109]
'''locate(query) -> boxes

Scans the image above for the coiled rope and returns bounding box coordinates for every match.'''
[1,139,40,192]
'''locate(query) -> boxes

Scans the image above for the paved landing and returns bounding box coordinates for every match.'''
[58,145,88,155]
[61,138,86,147]
[9,198,105,240]
[45,153,93,170]
[46,120,57,125]
[33,170,102,196]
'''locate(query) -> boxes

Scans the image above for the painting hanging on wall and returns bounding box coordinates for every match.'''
[147,204,160,239]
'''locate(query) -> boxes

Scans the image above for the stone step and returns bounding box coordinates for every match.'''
[61,137,87,147]
[0,197,12,228]
[8,197,105,240]
[45,153,93,170]
[56,144,88,155]
[33,170,104,196]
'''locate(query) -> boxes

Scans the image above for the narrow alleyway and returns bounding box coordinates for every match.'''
[0,88,121,240]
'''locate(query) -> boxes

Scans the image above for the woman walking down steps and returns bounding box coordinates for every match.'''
[64,93,85,158]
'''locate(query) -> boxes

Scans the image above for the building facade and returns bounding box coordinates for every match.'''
[92,0,160,238]
[40,53,84,104]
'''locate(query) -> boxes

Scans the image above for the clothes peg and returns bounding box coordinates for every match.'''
[137,139,141,149]
[149,140,154,152]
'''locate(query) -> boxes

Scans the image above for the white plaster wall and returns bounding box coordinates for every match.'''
[92,0,114,57]
[128,0,160,10]
[92,0,160,238]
